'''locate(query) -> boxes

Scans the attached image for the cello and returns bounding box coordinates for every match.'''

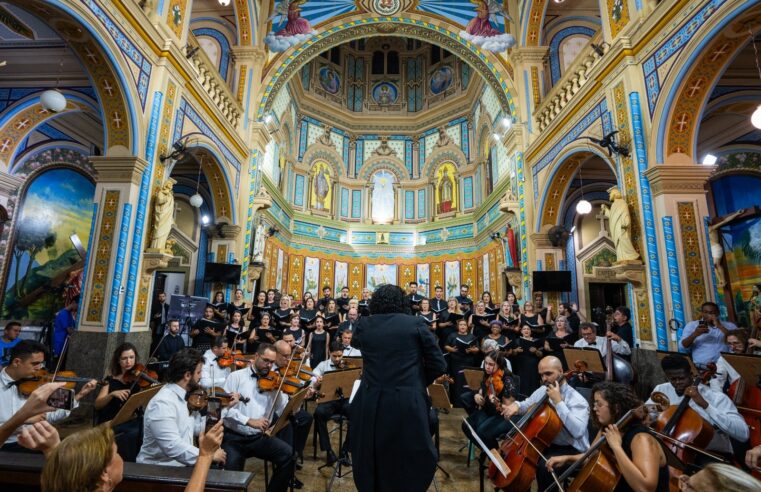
[487,391,563,490]
[605,335,635,385]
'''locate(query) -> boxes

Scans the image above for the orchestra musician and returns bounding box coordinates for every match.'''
[501,356,590,491]
[647,355,749,462]
[0,340,97,451]
[339,330,361,357]
[137,348,228,466]
[574,322,631,357]
[710,330,748,393]
[220,344,293,492]
[199,336,230,390]
[309,341,352,464]
[546,382,670,492]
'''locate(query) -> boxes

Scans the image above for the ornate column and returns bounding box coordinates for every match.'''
[508,47,549,138]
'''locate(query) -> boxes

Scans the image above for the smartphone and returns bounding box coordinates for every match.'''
[698,319,707,326]
[205,397,222,431]
[47,388,74,410]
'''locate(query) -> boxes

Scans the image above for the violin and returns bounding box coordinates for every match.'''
[17,370,104,396]
[122,364,160,389]
[217,348,249,369]
[281,358,314,382]
[257,370,306,395]
[488,391,563,490]
[210,386,250,405]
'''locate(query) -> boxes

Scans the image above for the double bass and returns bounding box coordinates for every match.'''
[605,335,635,385]
[487,391,563,490]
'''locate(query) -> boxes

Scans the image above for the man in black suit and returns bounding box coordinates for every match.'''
[150,291,170,352]
[350,284,447,492]
[317,286,333,312]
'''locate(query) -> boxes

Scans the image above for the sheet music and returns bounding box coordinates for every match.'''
[349,379,361,404]
[462,417,509,478]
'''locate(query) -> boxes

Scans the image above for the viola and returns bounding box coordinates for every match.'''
[210,386,250,405]
[257,370,305,395]
[487,392,563,490]
[281,359,314,382]
[17,370,104,396]
[122,364,160,389]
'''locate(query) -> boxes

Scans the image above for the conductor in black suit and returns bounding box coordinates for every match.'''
[349,284,447,492]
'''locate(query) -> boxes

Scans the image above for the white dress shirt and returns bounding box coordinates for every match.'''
[710,355,740,394]
[516,383,590,452]
[647,382,749,443]
[222,367,287,436]
[574,335,630,357]
[0,368,78,444]
[311,359,342,384]
[342,345,361,357]
[200,349,230,390]
[137,383,201,466]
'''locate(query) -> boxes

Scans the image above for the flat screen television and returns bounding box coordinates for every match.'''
[532,271,572,292]
[203,263,241,284]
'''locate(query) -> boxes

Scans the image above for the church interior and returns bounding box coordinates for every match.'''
[1,0,761,490]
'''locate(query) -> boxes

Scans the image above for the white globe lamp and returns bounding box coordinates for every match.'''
[40,89,67,112]
[576,199,592,215]
[189,193,203,208]
[218,0,231,5]
[751,105,761,129]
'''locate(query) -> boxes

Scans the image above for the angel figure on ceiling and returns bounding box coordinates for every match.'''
[265,0,316,52]
[460,0,516,52]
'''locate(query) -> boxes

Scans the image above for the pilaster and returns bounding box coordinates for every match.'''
[509,47,549,139]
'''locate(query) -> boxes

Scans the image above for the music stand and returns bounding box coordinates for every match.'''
[169,294,208,339]
[462,368,484,390]
[342,357,363,370]
[462,417,511,478]
[656,350,699,376]
[108,384,163,428]
[722,352,761,396]
[266,387,309,437]
[562,347,605,373]
[428,383,452,480]
[317,368,361,403]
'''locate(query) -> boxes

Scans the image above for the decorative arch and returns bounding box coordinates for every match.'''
[166,137,236,222]
[548,26,596,85]
[191,27,232,80]
[652,2,761,164]
[301,145,344,178]
[21,0,142,154]
[534,145,618,231]
[257,14,518,121]
[358,155,406,182]
[423,147,467,179]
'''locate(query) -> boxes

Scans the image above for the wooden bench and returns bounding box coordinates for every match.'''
[0,451,254,491]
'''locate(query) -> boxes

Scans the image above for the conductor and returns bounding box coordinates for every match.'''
[349,284,447,492]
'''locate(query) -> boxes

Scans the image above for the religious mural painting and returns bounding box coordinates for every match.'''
[417,263,430,297]
[334,261,348,295]
[435,162,458,215]
[371,170,395,224]
[265,0,317,52]
[482,253,490,295]
[2,168,95,320]
[430,66,453,95]
[459,0,516,52]
[372,82,398,105]
[310,160,332,212]
[304,257,320,296]
[366,264,397,291]
[318,66,341,95]
[276,249,285,293]
[445,260,460,299]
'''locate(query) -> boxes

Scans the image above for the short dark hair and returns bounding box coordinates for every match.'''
[460,284,469,290]
[330,341,343,353]
[701,302,719,312]
[409,281,418,286]
[212,336,227,348]
[323,286,331,292]
[157,291,166,295]
[5,321,21,331]
[591,382,642,426]
[661,354,691,374]
[560,302,572,312]
[341,286,349,291]
[166,348,203,383]
[435,285,442,290]
[109,342,139,377]
[10,340,47,362]
[579,322,596,332]
[615,306,631,320]
[167,319,180,326]
[369,284,410,315]
[256,343,275,356]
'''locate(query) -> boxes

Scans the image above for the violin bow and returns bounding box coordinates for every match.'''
[52,336,69,380]
[504,417,565,492]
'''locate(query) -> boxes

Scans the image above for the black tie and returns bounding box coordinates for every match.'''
[250,368,260,379]
[588,342,597,346]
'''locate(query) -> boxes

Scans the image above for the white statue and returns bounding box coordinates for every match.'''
[149,178,176,251]
[252,219,266,262]
[708,209,745,288]
[600,186,641,264]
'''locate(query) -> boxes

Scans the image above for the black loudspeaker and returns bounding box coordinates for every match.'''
[203,263,241,284]
[532,271,572,292]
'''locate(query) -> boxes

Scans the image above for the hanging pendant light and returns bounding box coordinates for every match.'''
[748,30,761,129]
[576,165,591,215]
[41,46,67,112]
[191,155,204,208]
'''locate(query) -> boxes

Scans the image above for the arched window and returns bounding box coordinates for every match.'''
[370,170,395,224]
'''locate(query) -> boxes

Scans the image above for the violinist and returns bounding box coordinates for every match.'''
[646,355,749,461]
[574,322,631,357]
[200,337,231,390]
[546,382,669,492]
[0,340,97,450]
[191,305,223,351]
[340,330,361,357]
[138,348,228,467]
[219,343,293,491]
[310,341,352,464]
[501,356,590,491]
[461,350,517,450]
[156,319,186,362]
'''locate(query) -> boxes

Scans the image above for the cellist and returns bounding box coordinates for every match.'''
[546,382,669,491]
[501,356,590,491]
[646,355,749,462]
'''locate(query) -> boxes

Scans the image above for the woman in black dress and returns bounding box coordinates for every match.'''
[265,288,278,311]
[484,320,509,353]
[273,295,294,329]
[249,311,277,348]
[435,297,460,352]
[445,318,480,406]
[307,315,329,367]
[248,290,268,327]
[322,299,341,333]
[469,301,493,342]
[417,298,437,333]
[543,315,575,370]
[228,288,246,313]
[190,305,222,351]
[481,291,496,313]
[506,324,544,397]
[498,300,520,340]
[211,291,228,321]
[225,310,247,349]
[299,296,319,331]
[93,343,144,460]
[520,301,546,337]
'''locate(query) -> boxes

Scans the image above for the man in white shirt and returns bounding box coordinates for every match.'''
[710,330,747,394]
[573,322,631,357]
[137,348,227,466]
[502,356,590,491]
[310,341,351,464]
[222,343,293,492]
[1,340,97,451]
[647,354,749,458]
[340,331,361,357]
[680,302,738,368]
[200,336,230,390]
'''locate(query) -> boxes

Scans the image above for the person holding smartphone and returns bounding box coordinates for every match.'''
[500,356,590,492]
[680,301,738,369]
[0,340,97,451]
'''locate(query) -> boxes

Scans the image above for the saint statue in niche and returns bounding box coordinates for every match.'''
[371,170,395,224]
[150,178,176,251]
[310,161,331,212]
[600,186,640,264]
[436,163,457,214]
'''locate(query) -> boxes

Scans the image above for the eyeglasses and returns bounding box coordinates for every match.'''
[259,358,276,365]
[592,401,608,409]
